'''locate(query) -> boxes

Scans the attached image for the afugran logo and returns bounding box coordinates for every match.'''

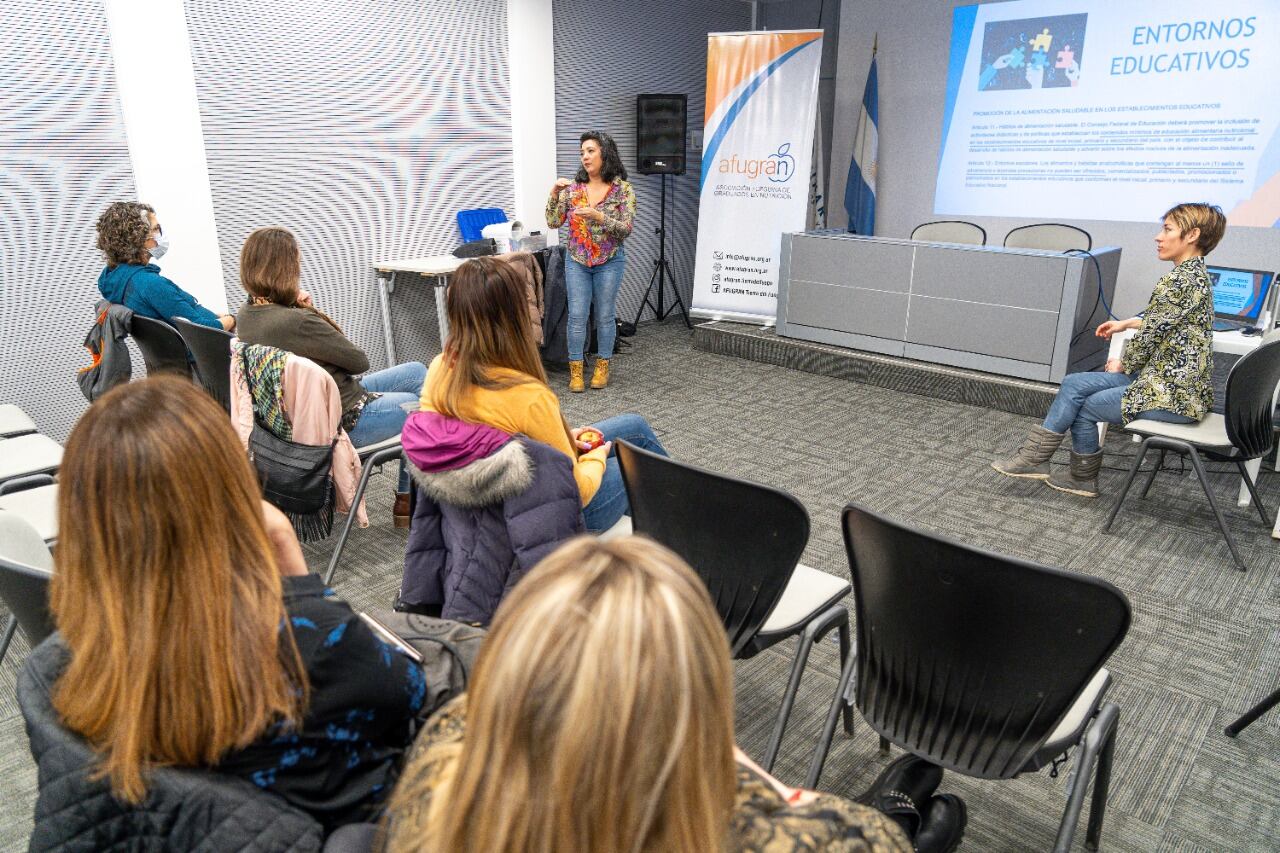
[717,142,796,183]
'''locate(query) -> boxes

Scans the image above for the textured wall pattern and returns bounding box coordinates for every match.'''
[0,2,137,440]
[185,0,515,370]
[550,0,750,324]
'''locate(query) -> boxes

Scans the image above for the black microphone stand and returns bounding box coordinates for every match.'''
[632,173,691,329]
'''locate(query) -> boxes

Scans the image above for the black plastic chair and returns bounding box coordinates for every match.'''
[910,220,987,246]
[174,317,234,412]
[615,441,854,771]
[0,510,54,667]
[130,315,194,377]
[807,504,1130,853]
[1004,223,1092,252]
[1105,338,1280,570]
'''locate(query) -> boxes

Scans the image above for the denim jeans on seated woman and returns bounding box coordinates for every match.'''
[1042,370,1195,454]
[345,361,428,493]
[581,412,667,532]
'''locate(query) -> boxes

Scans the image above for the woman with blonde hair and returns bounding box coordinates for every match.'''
[24,376,425,841]
[384,536,922,852]
[235,226,427,526]
[420,256,667,532]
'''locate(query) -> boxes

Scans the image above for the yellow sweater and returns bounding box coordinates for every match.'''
[419,355,607,505]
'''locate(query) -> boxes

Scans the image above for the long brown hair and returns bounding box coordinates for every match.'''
[240,226,302,305]
[386,536,737,853]
[50,376,307,803]
[430,256,556,420]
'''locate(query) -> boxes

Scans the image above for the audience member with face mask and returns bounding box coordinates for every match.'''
[95,201,234,331]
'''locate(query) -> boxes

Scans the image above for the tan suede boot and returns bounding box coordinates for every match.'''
[568,360,585,393]
[590,358,610,389]
[393,492,411,528]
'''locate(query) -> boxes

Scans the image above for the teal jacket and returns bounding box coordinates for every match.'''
[97,263,221,328]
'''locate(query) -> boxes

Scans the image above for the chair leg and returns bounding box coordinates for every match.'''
[0,614,16,666]
[805,644,857,789]
[836,619,855,735]
[323,449,392,586]
[1186,449,1247,571]
[763,604,847,772]
[1053,702,1119,853]
[1225,685,1280,737]
[1235,460,1269,525]
[1085,711,1118,851]
[1103,439,1150,532]
[1139,449,1166,499]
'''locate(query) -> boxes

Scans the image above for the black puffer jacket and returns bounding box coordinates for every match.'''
[399,436,585,625]
[19,638,324,852]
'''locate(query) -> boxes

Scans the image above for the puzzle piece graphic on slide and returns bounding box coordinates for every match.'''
[1056,46,1075,69]
[1006,46,1026,69]
[1030,28,1053,53]
[1029,48,1049,71]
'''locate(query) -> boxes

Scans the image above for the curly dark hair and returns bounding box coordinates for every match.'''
[96,202,154,267]
[575,131,627,183]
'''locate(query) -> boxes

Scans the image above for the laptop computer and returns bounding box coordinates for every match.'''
[1208,264,1275,332]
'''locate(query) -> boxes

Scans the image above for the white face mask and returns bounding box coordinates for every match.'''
[149,232,170,260]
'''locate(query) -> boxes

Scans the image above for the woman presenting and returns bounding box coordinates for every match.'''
[993,203,1226,498]
[546,131,636,392]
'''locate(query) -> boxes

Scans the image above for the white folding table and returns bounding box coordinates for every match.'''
[371,254,465,366]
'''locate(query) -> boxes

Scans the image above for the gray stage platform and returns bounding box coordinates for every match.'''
[694,320,1061,419]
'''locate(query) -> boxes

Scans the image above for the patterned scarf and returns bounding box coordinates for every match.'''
[234,341,290,439]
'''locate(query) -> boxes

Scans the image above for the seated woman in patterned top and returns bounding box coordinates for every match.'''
[36,376,425,833]
[382,536,966,853]
[994,203,1226,498]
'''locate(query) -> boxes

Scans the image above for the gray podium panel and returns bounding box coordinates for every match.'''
[911,247,1068,312]
[906,295,1059,364]
[789,234,913,293]
[787,280,909,340]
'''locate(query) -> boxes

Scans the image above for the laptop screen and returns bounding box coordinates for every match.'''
[1207,265,1275,322]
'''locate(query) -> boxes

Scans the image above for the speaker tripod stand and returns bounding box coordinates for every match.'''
[632,173,691,329]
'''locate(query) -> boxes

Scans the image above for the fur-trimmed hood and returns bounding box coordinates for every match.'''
[408,440,533,509]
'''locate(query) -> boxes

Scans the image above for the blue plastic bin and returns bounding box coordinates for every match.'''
[457,208,508,243]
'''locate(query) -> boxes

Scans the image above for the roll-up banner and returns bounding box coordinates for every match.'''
[692,30,823,324]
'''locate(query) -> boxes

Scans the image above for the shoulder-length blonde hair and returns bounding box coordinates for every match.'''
[50,375,307,803]
[387,536,737,853]
[429,256,550,418]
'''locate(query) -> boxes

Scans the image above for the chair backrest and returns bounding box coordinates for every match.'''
[614,441,809,656]
[130,316,193,378]
[842,502,1130,779]
[173,318,233,412]
[911,220,987,246]
[0,510,54,647]
[1003,223,1092,252]
[1224,338,1280,457]
[457,207,507,243]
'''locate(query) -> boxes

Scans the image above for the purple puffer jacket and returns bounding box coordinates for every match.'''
[399,411,585,625]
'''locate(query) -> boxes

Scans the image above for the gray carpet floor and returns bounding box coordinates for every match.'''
[3,321,1279,851]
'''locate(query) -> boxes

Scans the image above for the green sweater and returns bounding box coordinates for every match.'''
[235,302,370,413]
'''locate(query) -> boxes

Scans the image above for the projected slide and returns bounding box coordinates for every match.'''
[935,1,1280,227]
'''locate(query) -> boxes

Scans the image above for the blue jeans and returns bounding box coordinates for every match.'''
[345,361,427,492]
[1043,371,1194,454]
[582,412,666,532]
[565,248,626,361]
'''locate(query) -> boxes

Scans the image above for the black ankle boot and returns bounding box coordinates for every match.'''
[914,794,967,853]
[857,754,944,839]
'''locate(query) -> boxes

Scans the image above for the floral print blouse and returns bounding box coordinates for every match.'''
[1119,256,1214,423]
[383,697,911,852]
[545,178,636,267]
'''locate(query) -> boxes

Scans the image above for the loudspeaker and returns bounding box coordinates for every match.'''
[636,94,687,175]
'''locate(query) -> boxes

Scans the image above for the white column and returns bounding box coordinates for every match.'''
[507,0,559,244]
[104,0,225,312]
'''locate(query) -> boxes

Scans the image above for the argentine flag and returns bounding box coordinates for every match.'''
[845,51,878,235]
